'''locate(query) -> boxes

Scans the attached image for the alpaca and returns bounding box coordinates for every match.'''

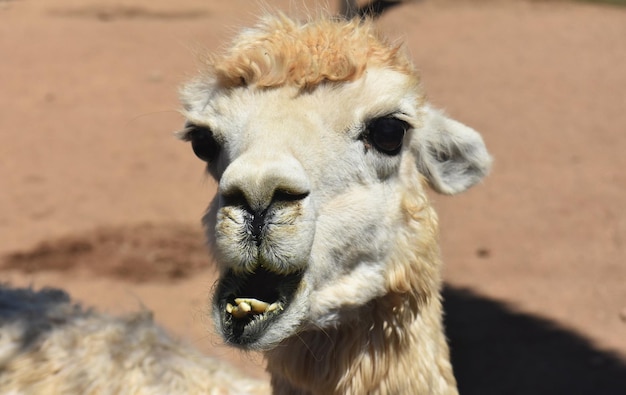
[0,284,270,394]
[179,14,491,394]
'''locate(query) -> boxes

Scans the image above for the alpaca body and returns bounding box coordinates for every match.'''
[0,285,269,395]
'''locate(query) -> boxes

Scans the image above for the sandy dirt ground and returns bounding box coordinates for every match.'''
[1,0,625,393]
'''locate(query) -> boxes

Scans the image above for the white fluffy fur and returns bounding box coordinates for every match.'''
[180,14,491,395]
[0,285,269,395]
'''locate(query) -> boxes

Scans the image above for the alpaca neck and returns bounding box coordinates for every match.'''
[264,292,457,395]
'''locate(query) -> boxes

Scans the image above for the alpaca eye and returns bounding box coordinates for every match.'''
[366,117,408,155]
[186,125,220,163]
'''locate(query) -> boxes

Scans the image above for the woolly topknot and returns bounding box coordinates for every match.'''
[209,14,415,89]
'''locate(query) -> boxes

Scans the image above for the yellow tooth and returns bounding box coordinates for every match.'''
[231,305,248,319]
[238,301,252,313]
[250,301,269,313]
[226,303,234,314]
[235,298,270,313]
[266,303,281,312]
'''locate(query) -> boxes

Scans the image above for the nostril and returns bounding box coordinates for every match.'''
[221,189,308,213]
[272,189,310,203]
[221,189,250,211]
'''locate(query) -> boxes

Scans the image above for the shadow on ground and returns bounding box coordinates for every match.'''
[443,286,626,395]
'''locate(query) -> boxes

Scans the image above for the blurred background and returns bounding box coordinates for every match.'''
[1,0,625,393]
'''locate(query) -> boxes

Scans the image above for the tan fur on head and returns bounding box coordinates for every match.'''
[209,14,414,89]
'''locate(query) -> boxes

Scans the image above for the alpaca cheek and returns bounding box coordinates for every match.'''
[259,220,315,274]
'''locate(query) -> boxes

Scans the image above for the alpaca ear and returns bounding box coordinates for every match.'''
[412,105,492,195]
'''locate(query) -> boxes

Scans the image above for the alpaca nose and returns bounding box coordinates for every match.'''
[219,153,310,214]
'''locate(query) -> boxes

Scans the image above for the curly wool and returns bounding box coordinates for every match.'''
[209,14,415,89]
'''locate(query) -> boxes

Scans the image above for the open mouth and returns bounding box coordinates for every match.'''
[214,266,303,347]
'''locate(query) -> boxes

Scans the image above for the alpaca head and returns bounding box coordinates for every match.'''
[179,15,491,351]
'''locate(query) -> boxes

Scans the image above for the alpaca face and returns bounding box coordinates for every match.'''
[180,18,491,351]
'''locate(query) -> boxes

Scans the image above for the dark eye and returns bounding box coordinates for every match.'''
[365,116,409,155]
[185,125,220,163]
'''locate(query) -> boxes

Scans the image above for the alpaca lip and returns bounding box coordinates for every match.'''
[215,267,303,347]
